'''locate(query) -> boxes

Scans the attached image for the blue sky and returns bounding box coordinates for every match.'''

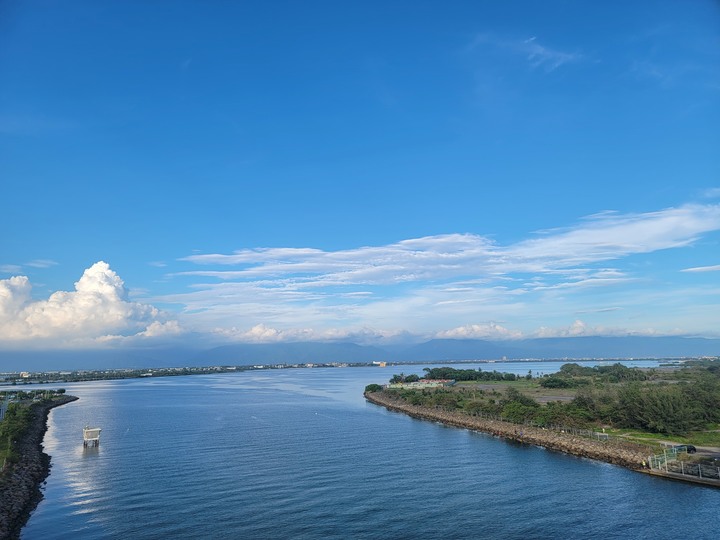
[1,1,719,349]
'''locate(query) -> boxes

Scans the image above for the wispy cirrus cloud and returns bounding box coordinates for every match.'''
[467,33,583,72]
[157,203,720,340]
[574,307,622,315]
[521,36,582,71]
[0,259,58,274]
[0,265,23,274]
[4,201,719,346]
[178,234,495,284]
[25,259,58,268]
[681,264,720,273]
[625,22,720,91]
[508,204,720,268]
[178,204,720,284]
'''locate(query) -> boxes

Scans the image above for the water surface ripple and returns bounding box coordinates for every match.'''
[22,363,719,539]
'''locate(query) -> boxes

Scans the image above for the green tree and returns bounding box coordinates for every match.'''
[539,376,572,389]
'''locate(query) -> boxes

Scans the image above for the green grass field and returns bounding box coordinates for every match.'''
[453,378,720,449]
[603,427,720,448]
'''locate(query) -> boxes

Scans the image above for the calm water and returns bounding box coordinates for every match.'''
[22,362,720,539]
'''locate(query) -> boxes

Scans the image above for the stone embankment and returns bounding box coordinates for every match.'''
[365,391,650,470]
[0,396,78,540]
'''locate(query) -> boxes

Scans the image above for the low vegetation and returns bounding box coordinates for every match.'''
[370,360,720,442]
[0,403,31,466]
[1,390,67,469]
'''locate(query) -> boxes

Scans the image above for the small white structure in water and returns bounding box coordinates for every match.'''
[83,426,102,447]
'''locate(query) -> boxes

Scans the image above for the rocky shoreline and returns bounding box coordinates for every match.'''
[365,390,651,470]
[0,396,78,540]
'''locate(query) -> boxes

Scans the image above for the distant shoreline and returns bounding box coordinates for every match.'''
[1,358,675,388]
[364,390,650,470]
[0,396,78,540]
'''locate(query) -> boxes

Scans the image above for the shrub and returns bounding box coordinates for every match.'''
[540,377,572,389]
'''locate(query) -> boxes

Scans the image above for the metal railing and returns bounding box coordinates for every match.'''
[648,447,720,482]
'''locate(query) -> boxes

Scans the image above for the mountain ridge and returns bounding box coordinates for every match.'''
[0,336,718,371]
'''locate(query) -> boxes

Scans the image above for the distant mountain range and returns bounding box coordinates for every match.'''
[0,336,718,372]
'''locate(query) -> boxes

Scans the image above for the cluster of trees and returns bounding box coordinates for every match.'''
[0,389,65,401]
[1,390,71,468]
[573,377,720,435]
[0,403,31,465]
[539,363,648,388]
[559,362,649,382]
[421,367,518,381]
[389,373,421,384]
[380,362,720,436]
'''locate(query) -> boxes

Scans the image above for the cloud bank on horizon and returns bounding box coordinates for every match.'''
[2,203,719,348]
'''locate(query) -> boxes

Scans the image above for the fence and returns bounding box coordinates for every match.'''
[648,447,720,482]
[538,425,610,442]
[648,446,681,469]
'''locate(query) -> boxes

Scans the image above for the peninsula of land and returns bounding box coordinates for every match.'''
[0,395,78,540]
[364,390,650,470]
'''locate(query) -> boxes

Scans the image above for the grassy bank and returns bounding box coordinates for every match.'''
[0,395,78,540]
[0,404,31,470]
[1,390,68,471]
[379,360,720,448]
[365,390,651,470]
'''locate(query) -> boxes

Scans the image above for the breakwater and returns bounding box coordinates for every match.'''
[0,396,78,540]
[365,390,650,470]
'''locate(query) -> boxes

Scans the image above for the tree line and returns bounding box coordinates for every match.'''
[422,366,519,381]
[0,403,31,465]
[372,361,720,436]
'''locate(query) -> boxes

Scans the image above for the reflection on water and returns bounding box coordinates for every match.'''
[81,446,100,458]
[23,363,720,539]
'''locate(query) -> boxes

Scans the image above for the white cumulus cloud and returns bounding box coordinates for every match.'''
[436,323,523,340]
[211,323,407,344]
[0,261,177,345]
